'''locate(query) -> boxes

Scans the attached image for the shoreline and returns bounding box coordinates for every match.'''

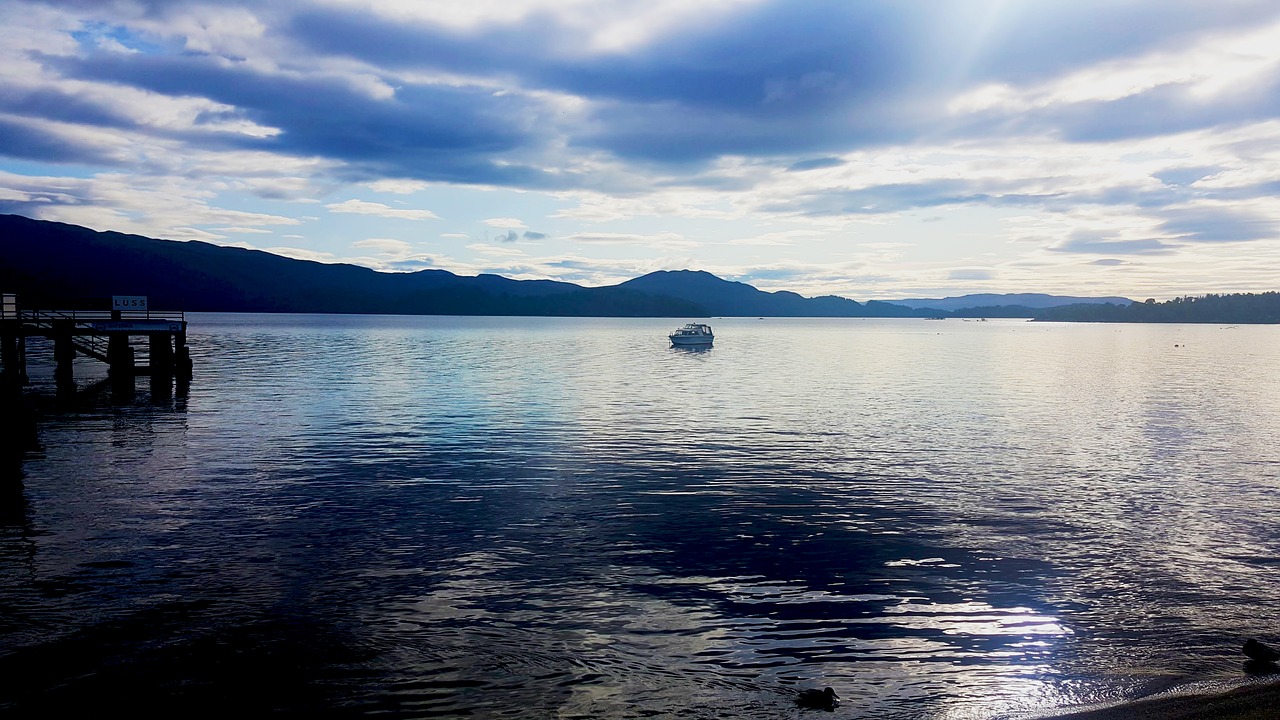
[1031,678,1280,720]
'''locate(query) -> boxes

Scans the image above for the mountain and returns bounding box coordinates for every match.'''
[617,270,925,317]
[887,292,1133,312]
[12,215,1198,319]
[1037,295,1280,323]
[0,214,936,317]
[0,214,701,316]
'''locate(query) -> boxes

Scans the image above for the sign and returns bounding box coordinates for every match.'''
[1,293,15,320]
[112,295,148,311]
[91,320,183,333]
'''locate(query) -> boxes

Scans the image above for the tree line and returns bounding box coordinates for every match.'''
[1034,292,1280,323]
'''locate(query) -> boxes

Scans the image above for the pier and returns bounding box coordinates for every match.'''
[1,293,192,400]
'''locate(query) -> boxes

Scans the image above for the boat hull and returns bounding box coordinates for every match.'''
[669,335,713,346]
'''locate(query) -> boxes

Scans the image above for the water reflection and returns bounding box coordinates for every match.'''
[3,316,1280,718]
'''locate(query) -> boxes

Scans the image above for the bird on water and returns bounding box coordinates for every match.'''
[796,687,839,711]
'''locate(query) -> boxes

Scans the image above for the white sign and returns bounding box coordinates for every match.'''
[112,295,148,311]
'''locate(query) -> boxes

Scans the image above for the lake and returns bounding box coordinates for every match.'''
[3,315,1280,719]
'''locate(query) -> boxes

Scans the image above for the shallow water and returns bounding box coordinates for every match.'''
[3,315,1280,718]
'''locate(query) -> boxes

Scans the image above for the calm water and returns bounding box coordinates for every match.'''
[3,315,1280,719]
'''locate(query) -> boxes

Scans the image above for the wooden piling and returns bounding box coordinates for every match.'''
[0,324,21,389]
[53,320,76,393]
[175,329,192,384]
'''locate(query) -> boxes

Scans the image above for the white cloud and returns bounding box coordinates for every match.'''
[563,231,698,251]
[948,18,1280,116]
[263,246,344,263]
[466,243,528,257]
[483,217,527,228]
[314,0,764,53]
[365,179,431,194]
[211,226,274,234]
[352,238,415,256]
[0,170,300,242]
[325,199,440,220]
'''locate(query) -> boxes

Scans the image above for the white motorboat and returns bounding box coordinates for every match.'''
[669,322,713,346]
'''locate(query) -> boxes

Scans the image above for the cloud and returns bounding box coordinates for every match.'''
[0,116,123,165]
[1159,206,1278,243]
[727,229,814,246]
[771,179,1023,217]
[1049,232,1177,255]
[365,178,430,194]
[484,217,526,228]
[466,243,527,258]
[326,199,439,220]
[948,268,994,281]
[262,246,343,263]
[0,169,300,241]
[211,226,273,234]
[44,46,558,187]
[384,258,442,271]
[563,231,696,251]
[1154,166,1221,188]
[522,230,547,239]
[352,238,415,256]
[787,157,845,172]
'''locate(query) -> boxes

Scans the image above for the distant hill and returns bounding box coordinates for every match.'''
[0,215,700,316]
[28,214,1267,321]
[1037,295,1280,323]
[888,292,1133,312]
[618,270,926,317]
[0,214,938,317]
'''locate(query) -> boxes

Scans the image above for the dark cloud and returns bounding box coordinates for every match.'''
[522,231,547,240]
[1050,232,1176,255]
[0,116,119,164]
[769,179,1053,216]
[9,0,1280,194]
[386,258,439,271]
[1154,166,1221,187]
[496,230,519,243]
[287,2,924,162]
[44,50,559,187]
[292,2,913,113]
[1090,259,1127,266]
[787,157,845,172]
[1159,208,1277,243]
[0,85,137,130]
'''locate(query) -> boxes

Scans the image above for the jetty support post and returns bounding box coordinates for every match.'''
[0,326,22,390]
[149,331,174,398]
[0,330,18,388]
[175,326,192,386]
[1,293,26,389]
[107,331,134,396]
[53,320,76,395]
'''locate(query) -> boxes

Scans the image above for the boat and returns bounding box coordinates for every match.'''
[669,322,713,346]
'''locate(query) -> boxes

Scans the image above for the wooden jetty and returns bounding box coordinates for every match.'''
[1,293,192,398]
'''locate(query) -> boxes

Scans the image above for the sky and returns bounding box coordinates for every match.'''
[3,0,1280,300]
